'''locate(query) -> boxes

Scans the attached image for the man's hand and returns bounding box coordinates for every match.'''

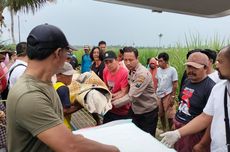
[74,101,83,111]
[169,95,175,107]
[160,130,181,148]
[193,143,208,152]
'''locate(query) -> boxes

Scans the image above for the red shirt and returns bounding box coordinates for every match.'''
[0,66,7,92]
[103,66,130,115]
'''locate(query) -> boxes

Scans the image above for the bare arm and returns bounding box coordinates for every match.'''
[171,80,178,97]
[63,102,83,116]
[0,111,5,121]
[179,113,212,137]
[168,80,178,106]
[37,123,120,152]
[160,112,213,148]
[193,126,211,152]
[112,91,121,98]
[112,86,129,101]
[112,94,130,108]
[63,106,78,116]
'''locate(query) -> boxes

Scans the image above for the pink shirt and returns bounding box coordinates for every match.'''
[103,66,130,115]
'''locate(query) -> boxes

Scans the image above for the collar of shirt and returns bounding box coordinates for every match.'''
[129,63,141,74]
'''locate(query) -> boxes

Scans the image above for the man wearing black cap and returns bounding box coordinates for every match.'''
[103,51,130,123]
[6,24,119,152]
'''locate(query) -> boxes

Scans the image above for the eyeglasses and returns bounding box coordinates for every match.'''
[61,47,71,53]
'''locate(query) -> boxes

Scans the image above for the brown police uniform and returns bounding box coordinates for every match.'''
[128,63,158,136]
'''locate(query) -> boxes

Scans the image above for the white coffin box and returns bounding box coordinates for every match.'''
[73,120,175,152]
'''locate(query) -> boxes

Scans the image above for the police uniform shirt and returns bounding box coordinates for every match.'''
[128,63,158,114]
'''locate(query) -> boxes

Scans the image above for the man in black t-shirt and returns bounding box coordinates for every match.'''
[173,52,216,152]
[176,77,215,124]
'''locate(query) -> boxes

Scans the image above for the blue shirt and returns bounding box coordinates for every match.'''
[81,54,92,73]
[56,85,71,108]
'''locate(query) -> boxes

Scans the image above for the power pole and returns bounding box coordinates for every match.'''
[10,9,16,44]
[18,15,21,42]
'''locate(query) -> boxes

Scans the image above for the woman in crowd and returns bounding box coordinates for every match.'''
[90,47,105,80]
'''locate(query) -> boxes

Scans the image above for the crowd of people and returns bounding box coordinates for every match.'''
[0,23,229,152]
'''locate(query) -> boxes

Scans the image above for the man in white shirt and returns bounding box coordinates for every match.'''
[156,52,178,131]
[8,42,28,88]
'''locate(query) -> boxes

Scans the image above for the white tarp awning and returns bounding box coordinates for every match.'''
[95,0,230,18]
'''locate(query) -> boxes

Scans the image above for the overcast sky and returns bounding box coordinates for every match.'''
[2,0,230,47]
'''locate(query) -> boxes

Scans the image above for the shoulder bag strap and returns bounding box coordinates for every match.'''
[8,63,27,84]
[224,87,230,152]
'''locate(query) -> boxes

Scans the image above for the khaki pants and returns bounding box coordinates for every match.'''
[157,94,175,119]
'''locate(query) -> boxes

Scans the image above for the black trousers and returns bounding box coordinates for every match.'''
[130,108,158,137]
[103,111,131,124]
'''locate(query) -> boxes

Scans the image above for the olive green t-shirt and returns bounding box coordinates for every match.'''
[6,74,64,152]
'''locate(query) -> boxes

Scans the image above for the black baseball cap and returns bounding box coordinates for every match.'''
[27,23,75,51]
[103,51,117,61]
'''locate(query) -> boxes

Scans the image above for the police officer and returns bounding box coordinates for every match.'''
[113,47,158,136]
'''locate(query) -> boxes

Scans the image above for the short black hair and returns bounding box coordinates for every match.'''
[90,46,104,61]
[186,49,202,59]
[123,47,138,58]
[16,42,27,57]
[158,52,169,62]
[98,41,106,46]
[186,49,217,64]
[146,57,151,65]
[201,49,217,64]
[119,48,124,55]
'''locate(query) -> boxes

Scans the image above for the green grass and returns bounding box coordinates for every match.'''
[72,47,202,88]
[67,37,227,139]
[73,36,225,96]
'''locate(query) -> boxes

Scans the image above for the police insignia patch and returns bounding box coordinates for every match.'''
[135,75,145,88]
[135,83,142,88]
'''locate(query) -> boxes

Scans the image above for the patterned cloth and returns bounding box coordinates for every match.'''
[68,71,112,114]
[173,118,210,152]
[0,103,6,149]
